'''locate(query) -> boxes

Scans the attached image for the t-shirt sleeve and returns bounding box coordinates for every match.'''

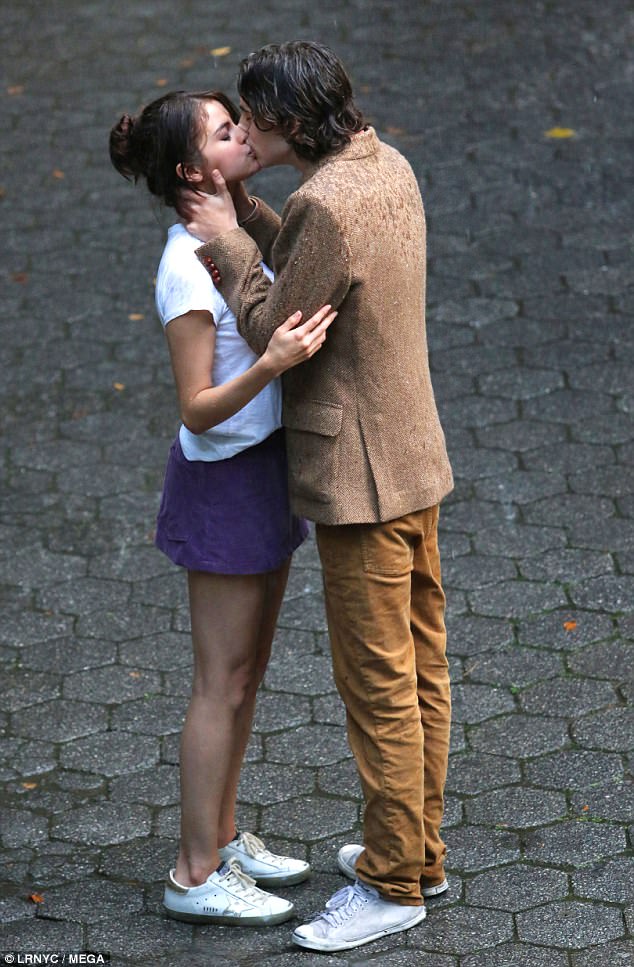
[156,247,226,328]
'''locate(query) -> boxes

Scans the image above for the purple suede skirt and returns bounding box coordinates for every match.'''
[155,429,308,574]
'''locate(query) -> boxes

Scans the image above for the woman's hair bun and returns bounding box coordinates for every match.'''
[109,113,140,180]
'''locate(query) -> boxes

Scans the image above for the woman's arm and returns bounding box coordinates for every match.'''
[165,305,336,436]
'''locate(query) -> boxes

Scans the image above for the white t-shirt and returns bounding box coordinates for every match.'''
[155,223,280,461]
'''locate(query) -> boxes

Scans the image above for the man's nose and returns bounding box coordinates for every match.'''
[238,113,250,134]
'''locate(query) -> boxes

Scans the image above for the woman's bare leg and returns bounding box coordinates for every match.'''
[216,557,292,847]
[174,568,273,887]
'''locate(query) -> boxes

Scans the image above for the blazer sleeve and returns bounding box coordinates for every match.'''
[196,194,352,356]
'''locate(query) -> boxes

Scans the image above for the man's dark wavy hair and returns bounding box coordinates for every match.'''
[237,41,365,163]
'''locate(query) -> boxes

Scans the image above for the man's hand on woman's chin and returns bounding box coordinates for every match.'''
[178,170,239,242]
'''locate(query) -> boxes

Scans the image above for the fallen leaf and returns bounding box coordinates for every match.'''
[386,125,406,136]
[129,671,141,679]
[29,893,45,904]
[8,85,24,95]
[156,78,168,87]
[52,169,65,179]
[113,382,125,391]
[0,186,5,198]
[210,46,231,57]
[180,57,195,68]
[545,127,576,139]
[128,312,144,321]
[11,272,28,284]
[563,620,577,631]
[582,805,589,811]
[22,782,38,790]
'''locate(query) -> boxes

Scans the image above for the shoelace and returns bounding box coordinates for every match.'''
[222,857,265,902]
[237,831,281,863]
[319,883,371,927]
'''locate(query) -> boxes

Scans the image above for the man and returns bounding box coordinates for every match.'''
[184,40,453,953]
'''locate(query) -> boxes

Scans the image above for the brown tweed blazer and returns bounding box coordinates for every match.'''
[197,127,453,525]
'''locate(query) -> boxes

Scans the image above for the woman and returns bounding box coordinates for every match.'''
[109,89,335,927]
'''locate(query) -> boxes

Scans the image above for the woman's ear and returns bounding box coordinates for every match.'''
[176,161,203,184]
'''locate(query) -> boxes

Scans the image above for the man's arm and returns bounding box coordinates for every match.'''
[197,193,352,356]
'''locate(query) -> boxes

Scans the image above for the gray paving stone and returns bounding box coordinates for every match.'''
[36,576,131,615]
[77,603,172,641]
[313,691,347,726]
[444,554,517,591]
[517,611,616,650]
[524,820,626,868]
[111,695,186,736]
[60,730,160,777]
[462,944,569,967]
[37,878,144,923]
[567,639,634,681]
[0,808,48,848]
[464,646,562,687]
[87,915,193,959]
[573,707,634,752]
[525,750,623,790]
[446,614,514,657]
[518,677,617,717]
[469,579,568,619]
[29,840,101,886]
[450,683,515,723]
[237,762,316,805]
[0,611,74,648]
[262,796,359,841]
[109,764,180,806]
[465,863,569,912]
[516,900,624,949]
[470,712,570,760]
[444,825,520,872]
[570,574,634,613]
[17,636,118,674]
[51,803,151,846]
[264,652,336,695]
[62,664,162,702]
[473,523,567,559]
[267,724,351,767]
[573,856,634,904]
[0,668,61,711]
[0,918,83,951]
[570,780,634,823]
[419,905,514,954]
[10,699,107,742]
[446,753,520,796]
[465,786,567,829]
[253,691,313,732]
[473,470,568,506]
[520,548,614,584]
[572,940,634,967]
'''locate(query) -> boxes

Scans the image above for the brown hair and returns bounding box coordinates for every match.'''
[109,90,239,208]
[238,42,365,162]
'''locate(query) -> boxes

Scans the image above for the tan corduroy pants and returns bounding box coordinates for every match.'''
[316,505,450,905]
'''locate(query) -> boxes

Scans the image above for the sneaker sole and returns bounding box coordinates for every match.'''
[164,904,295,926]
[337,854,448,898]
[292,905,426,952]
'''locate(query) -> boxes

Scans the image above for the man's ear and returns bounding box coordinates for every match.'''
[176,161,203,184]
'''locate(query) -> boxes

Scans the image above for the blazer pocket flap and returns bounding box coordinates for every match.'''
[284,400,343,437]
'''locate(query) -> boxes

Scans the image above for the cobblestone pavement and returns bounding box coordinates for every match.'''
[1,1,633,964]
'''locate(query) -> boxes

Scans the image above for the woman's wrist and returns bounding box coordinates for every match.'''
[238,197,259,226]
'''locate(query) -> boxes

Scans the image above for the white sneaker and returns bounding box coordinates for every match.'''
[163,858,295,925]
[219,831,310,886]
[292,881,426,951]
[337,843,449,898]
